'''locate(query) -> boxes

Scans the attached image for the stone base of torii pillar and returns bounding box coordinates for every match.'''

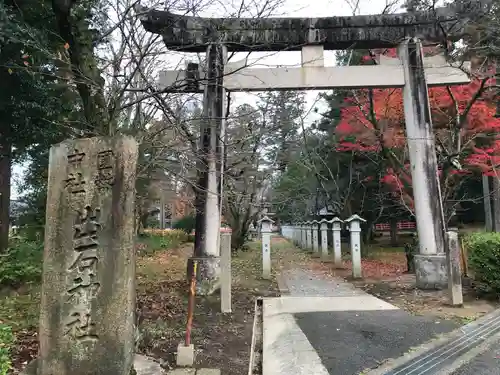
[187,257,221,295]
[414,255,447,289]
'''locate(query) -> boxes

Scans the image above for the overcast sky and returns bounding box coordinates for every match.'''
[11,0,403,199]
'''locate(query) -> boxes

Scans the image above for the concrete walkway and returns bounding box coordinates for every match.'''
[263,269,459,375]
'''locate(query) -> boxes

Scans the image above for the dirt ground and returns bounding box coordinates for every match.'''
[353,275,498,323]
[5,237,497,374]
[135,242,281,375]
[4,237,313,375]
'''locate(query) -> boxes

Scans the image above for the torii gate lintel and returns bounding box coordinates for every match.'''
[136,1,488,52]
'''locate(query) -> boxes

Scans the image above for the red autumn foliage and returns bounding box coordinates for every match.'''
[335,48,500,205]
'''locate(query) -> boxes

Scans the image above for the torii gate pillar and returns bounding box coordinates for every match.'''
[187,44,227,295]
[399,39,447,289]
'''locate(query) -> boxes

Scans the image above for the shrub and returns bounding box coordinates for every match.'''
[465,231,500,295]
[0,241,43,287]
[145,216,160,229]
[172,215,196,234]
[138,229,192,256]
[20,225,45,242]
[0,324,13,375]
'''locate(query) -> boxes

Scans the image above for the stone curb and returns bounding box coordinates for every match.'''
[275,273,290,295]
[364,308,500,375]
[248,298,263,375]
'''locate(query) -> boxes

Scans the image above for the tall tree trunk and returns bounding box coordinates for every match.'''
[390,217,398,247]
[493,176,500,232]
[231,224,247,251]
[482,174,493,231]
[51,0,111,135]
[0,139,12,253]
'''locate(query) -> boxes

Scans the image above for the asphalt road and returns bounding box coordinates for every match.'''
[294,310,459,375]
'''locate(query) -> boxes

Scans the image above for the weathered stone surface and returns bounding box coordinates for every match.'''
[137,1,488,52]
[414,254,448,290]
[176,343,195,367]
[220,232,232,313]
[196,369,221,375]
[399,38,446,258]
[187,256,221,295]
[35,136,138,375]
[187,43,226,296]
[134,354,165,375]
[166,369,196,375]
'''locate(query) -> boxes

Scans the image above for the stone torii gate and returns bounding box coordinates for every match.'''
[137,2,482,290]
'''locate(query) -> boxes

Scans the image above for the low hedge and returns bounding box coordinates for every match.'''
[464,231,500,295]
[172,215,196,234]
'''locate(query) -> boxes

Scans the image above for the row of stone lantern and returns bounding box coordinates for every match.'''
[283,215,366,279]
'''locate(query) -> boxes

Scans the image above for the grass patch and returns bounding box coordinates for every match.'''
[232,244,272,291]
[0,287,40,331]
[0,240,43,287]
[0,323,14,375]
[138,319,186,352]
[364,246,405,262]
[460,316,477,325]
[137,230,192,257]
[137,244,192,287]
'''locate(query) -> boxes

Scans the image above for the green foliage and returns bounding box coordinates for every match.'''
[0,324,13,375]
[0,240,43,287]
[138,230,192,256]
[465,232,500,295]
[0,0,79,252]
[146,216,160,229]
[172,215,196,234]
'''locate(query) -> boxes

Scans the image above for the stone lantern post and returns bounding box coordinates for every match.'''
[329,217,344,268]
[345,214,366,279]
[258,215,274,279]
[319,219,329,258]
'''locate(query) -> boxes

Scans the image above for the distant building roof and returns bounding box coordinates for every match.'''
[317,206,335,216]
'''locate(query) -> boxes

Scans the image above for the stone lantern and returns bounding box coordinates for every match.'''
[328,217,344,268]
[319,219,329,258]
[257,215,274,279]
[345,214,366,279]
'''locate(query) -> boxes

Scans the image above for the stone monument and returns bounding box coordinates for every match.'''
[24,136,142,375]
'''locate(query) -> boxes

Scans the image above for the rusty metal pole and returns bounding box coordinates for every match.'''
[185,260,198,346]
